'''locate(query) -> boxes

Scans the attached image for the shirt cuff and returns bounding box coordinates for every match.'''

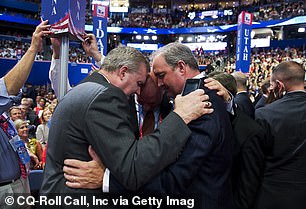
[95,56,105,68]
[102,168,110,192]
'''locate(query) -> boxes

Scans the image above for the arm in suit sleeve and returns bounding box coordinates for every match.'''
[255,108,274,154]
[84,87,191,191]
[233,130,266,209]
[107,114,218,194]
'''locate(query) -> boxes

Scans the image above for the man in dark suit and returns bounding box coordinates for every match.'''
[255,79,270,109]
[40,46,210,195]
[63,43,233,209]
[209,72,266,209]
[255,61,306,209]
[130,43,234,209]
[232,71,255,118]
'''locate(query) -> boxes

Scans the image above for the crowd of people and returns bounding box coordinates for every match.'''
[0,19,306,209]
[1,0,305,29]
[1,35,305,97]
[107,1,305,28]
[0,39,92,62]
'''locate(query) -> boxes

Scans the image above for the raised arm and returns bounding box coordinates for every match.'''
[4,20,52,95]
[49,37,72,97]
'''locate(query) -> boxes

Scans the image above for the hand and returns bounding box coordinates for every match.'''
[33,161,43,170]
[204,78,231,102]
[29,20,52,53]
[63,146,105,189]
[50,37,61,59]
[29,152,41,169]
[82,33,102,62]
[173,89,213,124]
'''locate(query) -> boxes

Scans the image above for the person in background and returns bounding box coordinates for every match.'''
[20,98,39,134]
[35,106,52,148]
[209,72,266,209]
[255,79,270,109]
[255,61,306,209]
[14,119,43,170]
[232,71,255,119]
[34,95,42,109]
[8,106,22,122]
[34,97,46,117]
[0,20,51,209]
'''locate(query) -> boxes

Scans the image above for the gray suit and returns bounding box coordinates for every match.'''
[40,72,191,195]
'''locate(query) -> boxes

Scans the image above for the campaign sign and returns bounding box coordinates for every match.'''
[93,4,108,57]
[41,0,86,40]
[236,11,253,73]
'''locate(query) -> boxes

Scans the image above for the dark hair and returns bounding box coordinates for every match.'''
[209,72,237,96]
[260,79,270,94]
[272,61,305,86]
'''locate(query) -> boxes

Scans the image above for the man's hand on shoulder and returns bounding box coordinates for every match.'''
[63,146,105,189]
[173,89,213,124]
[204,78,231,102]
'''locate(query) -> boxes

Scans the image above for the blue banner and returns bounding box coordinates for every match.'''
[236,11,253,73]
[84,15,306,35]
[2,11,306,36]
[92,4,108,57]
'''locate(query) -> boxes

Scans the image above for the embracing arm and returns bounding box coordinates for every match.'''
[84,88,212,191]
[84,94,190,191]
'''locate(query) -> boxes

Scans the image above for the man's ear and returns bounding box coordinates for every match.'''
[177,60,186,75]
[276,80,285,91]
[118,66,128,80]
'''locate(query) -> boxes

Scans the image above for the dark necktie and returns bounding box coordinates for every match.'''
[142,111,155,136]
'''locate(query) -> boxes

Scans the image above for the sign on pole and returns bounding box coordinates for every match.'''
[236,11,253,73]
[41,0,86,99]
[41,0,86,40]
[92,3,108,57]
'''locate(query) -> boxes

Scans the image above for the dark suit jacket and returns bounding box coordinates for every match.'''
[230,107,266,209]
[234,92,255,119]
[40,72,192,195]
[255,91,306,209]
[110,83,234,209]
[254,95,267,109]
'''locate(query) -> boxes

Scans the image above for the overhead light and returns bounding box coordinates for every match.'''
[136,35,141,40]
[152,36,157,41]
[187,37,193,42]
[143,36,149,40]
[298,27,305,33]
[179,37,184,42]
